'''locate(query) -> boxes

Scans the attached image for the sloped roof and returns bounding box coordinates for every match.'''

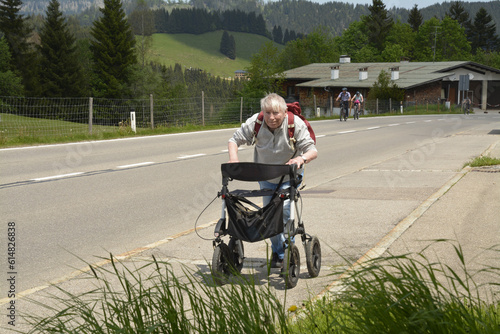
[283,61,500,90]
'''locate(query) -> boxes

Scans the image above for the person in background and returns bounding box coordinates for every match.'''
[336,87,351,120]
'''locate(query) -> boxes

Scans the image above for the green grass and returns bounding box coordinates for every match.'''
[150,31,283,78]
[288,241,500,333]
[0,113,241,148]
[18,241,500,333]
[465,155,500,167]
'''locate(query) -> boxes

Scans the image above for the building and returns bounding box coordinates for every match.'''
[282,56,500,112]
[234,70,248,79]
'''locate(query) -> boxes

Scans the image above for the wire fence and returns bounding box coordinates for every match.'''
[0,93,456,141]
[298,95,455,118]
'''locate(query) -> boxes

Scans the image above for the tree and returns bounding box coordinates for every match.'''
[129,0,155,67]
[446,1,471,29]
[362,0,393,51]
[228,34,236,60]
[38,0,85,97]
[279,26,337,70]
[407,4,422,32]
[0,0,37,95]
[90,0,137,98]
[242,41,283,97]
[470,7,499,53]
[272,25,283,44]
[384,21,416,61]
[414,17,471,61]
[368,70,404,101]
[0,37,23,96]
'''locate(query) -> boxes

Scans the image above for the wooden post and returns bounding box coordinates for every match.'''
[88,97,93,134]
[202,91,205,126]
[240,97,243,123]
[150,94,154,129]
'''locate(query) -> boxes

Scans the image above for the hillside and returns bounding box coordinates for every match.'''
[149,31,284,78]
[20,0,500,36]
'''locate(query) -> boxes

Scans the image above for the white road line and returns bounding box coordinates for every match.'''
[406,121,416,124]
[424,120,432,122]
[388,123,400,126]
[31,172,84,181]
[367,126,380,130]
[178,153,206,159]
[117,162,154,169]
[338,130,356,134]
[315,134,326,138]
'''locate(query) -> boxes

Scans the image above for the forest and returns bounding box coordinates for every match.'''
[1,0,499,106]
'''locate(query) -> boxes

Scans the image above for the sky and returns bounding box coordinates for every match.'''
[307,0,499,9]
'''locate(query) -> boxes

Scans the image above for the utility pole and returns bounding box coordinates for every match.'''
[432,26,441,62]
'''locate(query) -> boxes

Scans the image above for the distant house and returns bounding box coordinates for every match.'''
[234,70,247,79]
[282,56,500,111]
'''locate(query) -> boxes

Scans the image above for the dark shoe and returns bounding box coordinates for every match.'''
[270,253,283,268]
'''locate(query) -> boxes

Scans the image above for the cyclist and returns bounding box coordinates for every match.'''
[336,87,351,121]
[462,97,471,115]
[350,91,363,119]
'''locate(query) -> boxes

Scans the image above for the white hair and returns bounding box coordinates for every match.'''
[260,93,287,113]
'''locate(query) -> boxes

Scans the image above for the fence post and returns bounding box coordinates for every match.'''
[313,94,317,117]
[240,97,243,124]
[376,98,379,114]
[330,95,333,116]
[389,98,392,113]
[89,97,93,135]
[150,94,154,129]
[202,91,205,126]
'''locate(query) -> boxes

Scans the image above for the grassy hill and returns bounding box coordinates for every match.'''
[149,31,284,79]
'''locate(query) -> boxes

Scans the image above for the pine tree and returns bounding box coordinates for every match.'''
[228,34,236,60]
[470,7,499,53]
[0,0,37,95]
[362,0,393,51]
[273,25,283,44]
[407,4,422,32]
[90,0,137,98]
[446,1,472,39]
[0,37,23,96]
[39,0,85,97]
[220,30,229,57]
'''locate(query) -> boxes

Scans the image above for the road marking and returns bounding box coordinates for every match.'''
[31,172,84,181]
[367,126,380,130]
[178,153,206,159]
[388,123,400,126]
[315,135,326,138]
[338,130,356,134]
[117,162,154,169]
[425,120,432,122]
[0,220,219,305]
[406,121,416,124]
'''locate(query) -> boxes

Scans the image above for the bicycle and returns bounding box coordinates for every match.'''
[353,101,361,120]
[463,102,471,115]
[339,101,348,121]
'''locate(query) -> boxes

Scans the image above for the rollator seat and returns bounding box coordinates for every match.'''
[221,162,295,182]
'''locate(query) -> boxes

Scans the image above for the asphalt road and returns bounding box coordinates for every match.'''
[1,113,499,298]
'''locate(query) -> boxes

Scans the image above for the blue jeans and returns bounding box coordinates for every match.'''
[259,179,296,260]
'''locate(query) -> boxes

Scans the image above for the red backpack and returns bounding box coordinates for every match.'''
[253,102,316,145]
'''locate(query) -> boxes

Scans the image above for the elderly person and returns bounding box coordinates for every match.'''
[228,93,317,269]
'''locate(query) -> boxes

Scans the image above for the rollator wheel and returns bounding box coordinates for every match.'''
[228,238,244,273]
[305,236,321,278]
[283,244,300,288]
[211,243,231,286]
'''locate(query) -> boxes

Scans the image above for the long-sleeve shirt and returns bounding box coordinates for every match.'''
[229,112,317,182]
